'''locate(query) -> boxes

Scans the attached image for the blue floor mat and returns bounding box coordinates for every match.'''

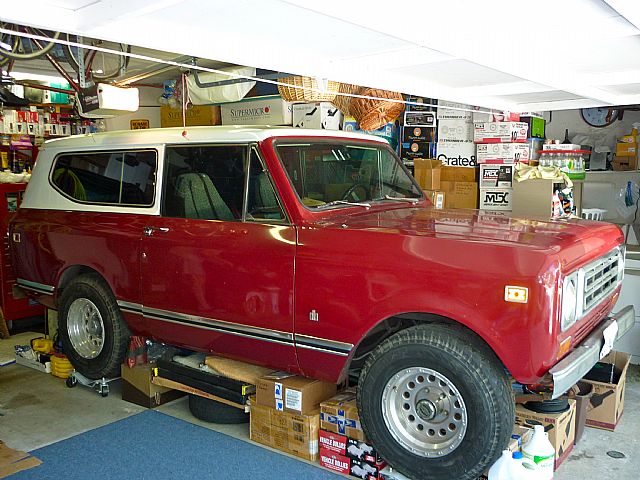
[10,410,340,479]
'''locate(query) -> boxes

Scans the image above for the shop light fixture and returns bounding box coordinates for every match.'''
[5,71,69,85]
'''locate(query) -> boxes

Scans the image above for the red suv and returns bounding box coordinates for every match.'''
[10,126,634,479]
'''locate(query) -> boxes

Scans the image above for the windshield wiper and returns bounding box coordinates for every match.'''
[316,200,371,210]
[379,195,420,204]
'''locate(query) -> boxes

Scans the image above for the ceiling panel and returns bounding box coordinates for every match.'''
[393,60,527,89]
[2,0,640,111]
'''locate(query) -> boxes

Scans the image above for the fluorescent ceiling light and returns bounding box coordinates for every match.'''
[8,71,70,85]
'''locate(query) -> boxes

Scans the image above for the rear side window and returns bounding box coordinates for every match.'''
[51,150,157,206]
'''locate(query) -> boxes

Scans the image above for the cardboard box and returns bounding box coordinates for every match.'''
[474,122,528,144]
[515,398,576,469]
[413,158,441,190]
[441,181,478,209]
[405,95,434,112]
[401,141,431,160]
[479,187,513,211]
[343,117,398,149]
[476,143,529,164]
[256,372,336,415]
[480,164,513,188]
[221,96,293,126]
[402,126,433,143]
[160,105,221,128]
[615,142,637,157]
[293,102,342,130]
[520,116,545,139]
[120,363,185,408]
[439,164,480,209]
[437,119,474,142]
[612,155,638,171]
[437,100,472,120]
[509,425,533,452]
[471,108,521,123]
[319,429,384,465]
[320,390,364,441]
[320,447,385,479]
[425,189,445,209]
[404,110,436,128]
[436,141,477,167]
[582,351,630,431]
[250,399,320,461]
[441,165,477,182]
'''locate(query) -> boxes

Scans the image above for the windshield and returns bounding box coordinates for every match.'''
[276,142,423,208]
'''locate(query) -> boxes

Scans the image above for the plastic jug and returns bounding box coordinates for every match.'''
[522,424,555,479]
[512,451,541,479]
[488,450,514,480]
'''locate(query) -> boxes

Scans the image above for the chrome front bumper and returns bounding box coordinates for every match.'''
[548,304,635,399]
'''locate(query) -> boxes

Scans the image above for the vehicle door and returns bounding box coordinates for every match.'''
[140,144,298,372]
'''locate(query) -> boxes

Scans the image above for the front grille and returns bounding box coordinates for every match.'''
[582,249,621,313]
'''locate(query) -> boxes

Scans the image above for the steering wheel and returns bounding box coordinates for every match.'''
[342,183,370,202]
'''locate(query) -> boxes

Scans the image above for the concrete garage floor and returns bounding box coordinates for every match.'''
[0,362,638,479]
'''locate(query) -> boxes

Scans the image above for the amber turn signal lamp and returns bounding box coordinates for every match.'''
[504,286,528,304]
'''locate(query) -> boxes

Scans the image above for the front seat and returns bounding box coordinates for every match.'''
[174,173,234,221]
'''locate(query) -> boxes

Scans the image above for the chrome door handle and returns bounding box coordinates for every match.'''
[143,226,170,236]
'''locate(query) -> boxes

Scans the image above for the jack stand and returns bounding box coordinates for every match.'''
[65,370,118,397]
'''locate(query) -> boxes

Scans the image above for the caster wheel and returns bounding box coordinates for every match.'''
[66,376,78,388]
[100,387,109,397]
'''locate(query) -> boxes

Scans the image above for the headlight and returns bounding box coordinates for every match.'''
[561,272,579,331]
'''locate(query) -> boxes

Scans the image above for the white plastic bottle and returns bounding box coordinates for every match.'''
[512,451,540,479]
[522,424,555,480]
[488,450,513,480]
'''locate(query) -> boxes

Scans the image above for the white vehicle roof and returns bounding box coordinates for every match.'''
[41,125,389,150]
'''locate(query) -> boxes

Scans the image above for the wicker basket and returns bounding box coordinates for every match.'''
[277,76,339,102]
[351,88,404,131]
[331,83,364,117]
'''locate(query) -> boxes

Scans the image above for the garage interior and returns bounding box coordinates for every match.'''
[1,1,640,479]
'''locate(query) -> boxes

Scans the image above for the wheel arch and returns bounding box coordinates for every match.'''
[344,312,510,382]
[55,264,112,304]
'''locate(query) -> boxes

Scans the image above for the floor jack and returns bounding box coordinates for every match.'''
[65,371,118,397]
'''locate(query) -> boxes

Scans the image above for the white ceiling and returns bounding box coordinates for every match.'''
[2,0,640,111]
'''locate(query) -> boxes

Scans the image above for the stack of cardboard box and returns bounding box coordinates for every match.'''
[319,389,387,479]
[412,159,478,209]
[473,114,528,212]
[436,100,476,168]
[400,96,436,166]
[249,372,336,461]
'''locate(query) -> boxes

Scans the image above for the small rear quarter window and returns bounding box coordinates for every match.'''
[51,150,157,206]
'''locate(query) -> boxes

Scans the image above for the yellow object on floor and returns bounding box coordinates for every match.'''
[31,338,53,354]
[51,354,73,379]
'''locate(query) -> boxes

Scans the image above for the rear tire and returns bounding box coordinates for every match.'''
[58,274,129,380]
[357,324,514,480]
[188,394,249,424]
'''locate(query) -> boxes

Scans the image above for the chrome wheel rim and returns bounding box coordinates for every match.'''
[381,367,468,457]
[67,298,104,359]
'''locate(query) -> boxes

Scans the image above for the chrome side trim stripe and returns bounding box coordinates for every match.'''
[117,300,143,315]
[17,278,55,295]
[294,334,353,356]
[116,300,353,357]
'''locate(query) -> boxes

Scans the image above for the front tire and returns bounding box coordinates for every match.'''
[58,274,129,380]
[357,324,514,480]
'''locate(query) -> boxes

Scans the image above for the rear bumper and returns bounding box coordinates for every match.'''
[548,304,635,399]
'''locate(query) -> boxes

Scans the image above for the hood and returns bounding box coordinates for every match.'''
[313,205,623,258]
